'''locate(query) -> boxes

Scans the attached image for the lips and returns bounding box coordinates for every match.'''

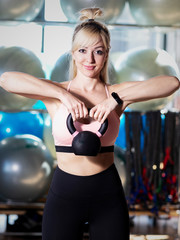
[83,65,95,70]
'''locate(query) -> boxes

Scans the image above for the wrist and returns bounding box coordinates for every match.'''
[57,87,67,101]
[111,92,123,105]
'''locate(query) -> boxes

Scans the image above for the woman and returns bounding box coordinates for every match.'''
[0,8,179,240]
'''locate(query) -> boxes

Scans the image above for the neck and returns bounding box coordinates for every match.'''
[72,73,104,92]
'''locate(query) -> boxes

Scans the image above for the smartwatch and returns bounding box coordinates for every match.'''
[111,92,123,105]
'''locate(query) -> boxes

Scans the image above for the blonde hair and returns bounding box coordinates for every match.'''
[69,8,111,83]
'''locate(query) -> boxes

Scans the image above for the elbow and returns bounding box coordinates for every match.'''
[0,72,7,88]
[172,76,180,92]
[165,76,180,97]
[0,72,13,92]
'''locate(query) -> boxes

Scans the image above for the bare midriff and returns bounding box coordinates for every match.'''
[56,152,114,176]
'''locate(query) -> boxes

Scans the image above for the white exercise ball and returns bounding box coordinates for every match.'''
[114,47,179,111]
[0,0,44,21]
[128,0,180,25]
[59,0,126,23]
[0,46,45,110]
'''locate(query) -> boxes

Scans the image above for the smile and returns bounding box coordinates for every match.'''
[83,65,95,70]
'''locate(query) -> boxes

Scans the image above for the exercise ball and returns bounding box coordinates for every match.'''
[59,0,126,23]
[0,46,45,110]
[0,135,54,202]
[114,47,180,111]
[110,51,123,66]
[50,51,117,84]
[50,52,71,82]
[0,110,44,141]
[128,0,180,25]
[43,113,56,159]
[114,145,127,192]
[0,0,44,21]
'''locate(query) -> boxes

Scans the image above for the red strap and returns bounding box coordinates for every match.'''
[163,147,174,169]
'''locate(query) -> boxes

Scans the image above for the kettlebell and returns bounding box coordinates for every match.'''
[66,112,108,156]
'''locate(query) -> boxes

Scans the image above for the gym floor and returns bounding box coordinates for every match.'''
[0,214,179,240]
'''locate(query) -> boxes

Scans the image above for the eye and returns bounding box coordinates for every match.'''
[95,50,104,55]
[79,49,86,53]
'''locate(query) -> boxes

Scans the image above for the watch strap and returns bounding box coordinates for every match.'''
[111,92,123,105]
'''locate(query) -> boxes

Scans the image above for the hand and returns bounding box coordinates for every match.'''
[89,96,119,123]
[61,92,88,121]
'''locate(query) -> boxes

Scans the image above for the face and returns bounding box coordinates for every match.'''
[72,37,108,79]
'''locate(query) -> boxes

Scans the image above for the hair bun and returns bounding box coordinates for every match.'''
[79,8,103,22]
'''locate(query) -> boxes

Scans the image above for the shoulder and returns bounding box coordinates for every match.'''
[58,80,71,89]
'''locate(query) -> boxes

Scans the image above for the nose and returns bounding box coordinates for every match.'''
[87,51,95,63]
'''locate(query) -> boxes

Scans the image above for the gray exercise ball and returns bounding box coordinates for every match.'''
[0,0,44,21]
[59,0,126,23]
[0,134,54,202]
[0,46,45,111]
[128,0,180,25]
[50,51,117,84]
[114,47,180,111]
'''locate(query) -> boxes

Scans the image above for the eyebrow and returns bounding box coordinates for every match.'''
[80,46,105,49]
[95,46,105,49]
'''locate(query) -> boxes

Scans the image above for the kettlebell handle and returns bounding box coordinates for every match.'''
[66,110,108,137]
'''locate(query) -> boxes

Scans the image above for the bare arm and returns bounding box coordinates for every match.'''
[116,75,180,105]
[0,71,88,120]
[0,71,66,100]
[90,75,180,123]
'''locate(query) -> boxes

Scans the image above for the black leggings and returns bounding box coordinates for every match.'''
[42,163,129,240]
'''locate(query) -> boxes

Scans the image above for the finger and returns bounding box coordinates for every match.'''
[81,103,88,119]
[89,107,96,118]
[93,110,100,120]
[83,106,89,118]
[73,104,81,120]
[75,109,79,114]
[93,107,104,121]
[97,111,105,122]
[71,111,76,121]
[78,106,83,119]
[71,107,79,121]
[75,112,80,119]
[101,112,109,124]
